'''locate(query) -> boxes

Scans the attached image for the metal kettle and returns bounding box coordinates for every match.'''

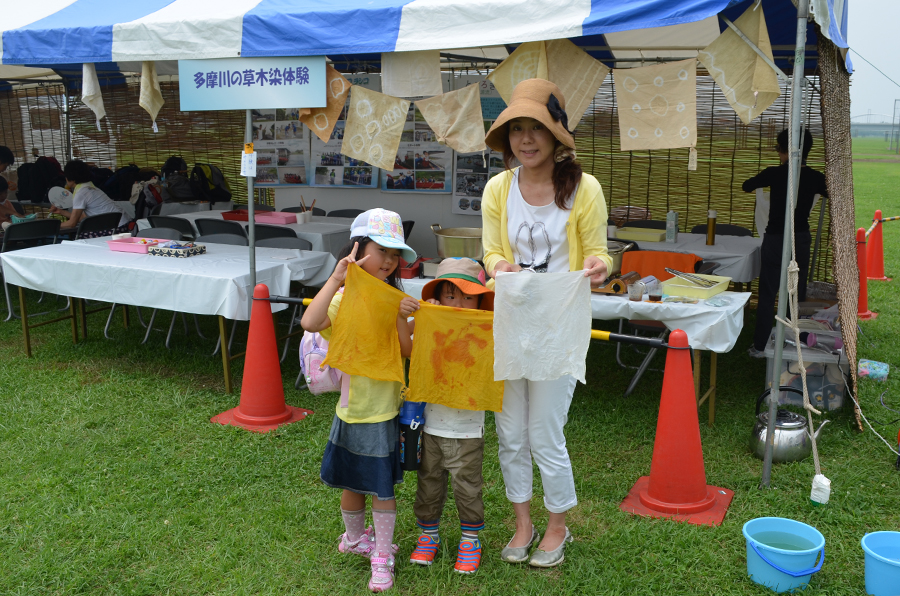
[750,386,829,463]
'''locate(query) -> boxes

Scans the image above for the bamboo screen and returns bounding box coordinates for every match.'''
[0,69,831,280]
[575,68,831,282]
[0,79,249,203]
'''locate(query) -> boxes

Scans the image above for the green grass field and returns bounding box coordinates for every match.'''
[1,141,899,595]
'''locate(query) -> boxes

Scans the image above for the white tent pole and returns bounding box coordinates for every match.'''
[760,0,809,489]
[245,109,256,296]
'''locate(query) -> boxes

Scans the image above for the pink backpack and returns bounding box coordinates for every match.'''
[299,331,343,394]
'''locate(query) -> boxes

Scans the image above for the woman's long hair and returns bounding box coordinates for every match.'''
[334,236,404,291]
[502,137,582,210]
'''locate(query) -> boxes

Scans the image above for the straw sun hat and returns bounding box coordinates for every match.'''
[421,257,495,311]
[484,78,575,152]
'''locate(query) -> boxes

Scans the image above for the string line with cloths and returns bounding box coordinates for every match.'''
[773,76,822,477]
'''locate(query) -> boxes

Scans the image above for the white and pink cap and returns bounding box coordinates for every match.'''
[350,208,417,263]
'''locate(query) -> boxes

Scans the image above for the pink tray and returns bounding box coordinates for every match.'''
[256,212,297,224]
[107,237,162,253]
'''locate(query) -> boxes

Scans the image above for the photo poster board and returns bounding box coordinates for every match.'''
[251,108,312,187]
[309,74,382,188]
[452,78,507,216]
[381,103,452,193]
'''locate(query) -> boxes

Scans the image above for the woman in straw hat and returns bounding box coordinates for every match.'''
[481,78,612,568]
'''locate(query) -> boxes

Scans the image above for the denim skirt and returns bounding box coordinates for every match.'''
[320,414,403,500]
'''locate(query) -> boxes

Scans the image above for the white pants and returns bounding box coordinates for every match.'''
[495,376,578,514]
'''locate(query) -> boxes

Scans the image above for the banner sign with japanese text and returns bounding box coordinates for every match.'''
[178,56,326,111]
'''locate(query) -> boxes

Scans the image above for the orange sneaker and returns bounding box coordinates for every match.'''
[409,534,440,566]
[453,539,482,574]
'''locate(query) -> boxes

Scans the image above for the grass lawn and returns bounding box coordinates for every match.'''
[1,142,899,595]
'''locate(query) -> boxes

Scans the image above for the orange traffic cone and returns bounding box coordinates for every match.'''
[867,210,891,281]
[212,284,312,432]
[857,228,877,320]
[620,329,733,526]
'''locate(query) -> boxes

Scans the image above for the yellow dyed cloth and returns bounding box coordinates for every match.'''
[409,303,503,412]
[415,83,486,154]
[341,86,410,171]
[300,66,350,142]
[698,3,781,125]
[323,265,406,384]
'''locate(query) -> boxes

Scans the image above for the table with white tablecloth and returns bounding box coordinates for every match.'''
[1,241,336,392]
[136,213,353,258]
[614,232,762,283]
[402,277,749,425]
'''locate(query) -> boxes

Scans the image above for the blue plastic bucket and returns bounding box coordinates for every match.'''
[743,517,825,593]
[861,531,900,596]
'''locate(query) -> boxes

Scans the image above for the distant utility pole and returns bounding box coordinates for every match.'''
[891,99,900,152]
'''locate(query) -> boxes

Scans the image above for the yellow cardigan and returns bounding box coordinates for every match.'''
[481,168,613,279]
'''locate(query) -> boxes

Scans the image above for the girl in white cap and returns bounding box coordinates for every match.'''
[481,78,612,568]
[301,208,419,592]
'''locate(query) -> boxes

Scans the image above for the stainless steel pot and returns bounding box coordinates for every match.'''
[607,240,634,275]
[431,224,483,259]
[750,387,828,463]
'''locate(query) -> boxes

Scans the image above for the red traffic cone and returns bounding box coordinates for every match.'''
[857,228,877,320]
[212,284,312,432]
[620,329,733,526]
[867,210,891,281]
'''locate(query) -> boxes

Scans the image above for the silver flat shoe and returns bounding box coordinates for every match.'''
[500,526,540,563]
[529,527,573,568]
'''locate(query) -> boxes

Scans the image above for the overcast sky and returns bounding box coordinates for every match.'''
[847,0,900,122]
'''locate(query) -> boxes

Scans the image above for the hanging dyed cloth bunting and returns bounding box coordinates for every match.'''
[82,63,106,131]
[698,3,781,125]
[492,271,592,383]
[544,39,610,130]
[415,84,486,154]
[614,59,697,151]
[382,50,443,98]
[323,264,407,384]
[341,86,410,171]
[487,41,549,104]
[409,302,503,412]
[139,61,164,133]
[300,66,350,142]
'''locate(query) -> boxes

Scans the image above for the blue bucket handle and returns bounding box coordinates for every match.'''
[749,541,825,578]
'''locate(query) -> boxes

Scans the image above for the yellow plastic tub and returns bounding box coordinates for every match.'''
[614,227,666,242]
[660,273,731,299]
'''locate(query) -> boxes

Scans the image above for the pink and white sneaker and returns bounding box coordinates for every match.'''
[368,552,395,592]
[339,527,398,558]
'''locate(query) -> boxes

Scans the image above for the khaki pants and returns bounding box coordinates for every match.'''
[413,433,484,527]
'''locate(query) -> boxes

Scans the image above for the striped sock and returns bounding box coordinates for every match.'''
[460,520,484,543]
[417,519,440,539]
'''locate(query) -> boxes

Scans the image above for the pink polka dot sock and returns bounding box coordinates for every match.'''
[341,508,366,542]
[371,509,397,556]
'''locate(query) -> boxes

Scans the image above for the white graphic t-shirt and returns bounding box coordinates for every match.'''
[506,169,570,274]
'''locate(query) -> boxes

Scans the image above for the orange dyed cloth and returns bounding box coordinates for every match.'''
[409,303,503,412]
[621,251,702,281]
[323,264,406,384]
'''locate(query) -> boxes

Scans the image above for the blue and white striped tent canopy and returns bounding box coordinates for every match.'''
[0,0,848,75]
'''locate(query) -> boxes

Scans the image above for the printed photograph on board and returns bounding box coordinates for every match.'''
[279,167,306,185]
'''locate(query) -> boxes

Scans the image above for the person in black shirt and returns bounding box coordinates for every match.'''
[742,129,828,357]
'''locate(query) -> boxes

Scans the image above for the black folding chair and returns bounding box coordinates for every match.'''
[195,218,247,237]
[135,227,183,240]
[2,219,62,321]
[402,220,415,240]
[195,233,249,246]
[250,224,295,241]
[148,215,196,240]
[282,206,325,216]
[74,212,124,239]
[327,209,364,218]
[256,237,312,250]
